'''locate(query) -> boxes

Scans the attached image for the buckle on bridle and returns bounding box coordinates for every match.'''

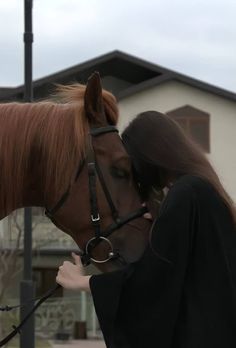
[91,214,100,222]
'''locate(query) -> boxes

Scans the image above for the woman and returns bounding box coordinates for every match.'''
[56,111,236,348]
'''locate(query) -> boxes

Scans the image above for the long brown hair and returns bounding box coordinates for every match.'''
[122,111,236,225]
[0,84,118,214]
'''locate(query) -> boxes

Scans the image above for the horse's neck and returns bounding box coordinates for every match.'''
[0,101,81,220]
[0,104,45,219]
[0,156,44,220]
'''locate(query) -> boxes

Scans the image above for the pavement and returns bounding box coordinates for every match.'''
[50,339,106,348]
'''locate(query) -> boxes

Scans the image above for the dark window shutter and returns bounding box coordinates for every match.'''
[167,105,210,153]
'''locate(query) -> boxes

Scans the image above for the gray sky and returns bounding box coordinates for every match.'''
[0,0,235,92]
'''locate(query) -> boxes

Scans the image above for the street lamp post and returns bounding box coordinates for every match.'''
[20,1,35,348]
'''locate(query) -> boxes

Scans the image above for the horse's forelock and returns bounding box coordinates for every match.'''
[54,83,119,125]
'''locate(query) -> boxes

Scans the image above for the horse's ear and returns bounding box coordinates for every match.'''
[84,72,106,126]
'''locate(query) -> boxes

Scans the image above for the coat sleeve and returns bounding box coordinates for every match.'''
[89,264,135,346]
[90,181,197,348]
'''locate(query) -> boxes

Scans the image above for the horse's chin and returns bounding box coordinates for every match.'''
[92,258,128,273]
[92,246,147,272]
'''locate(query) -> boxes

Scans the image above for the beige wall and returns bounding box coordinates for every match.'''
[118,80,236,202]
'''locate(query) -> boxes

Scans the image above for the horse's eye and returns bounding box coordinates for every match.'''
[111,167,129,179]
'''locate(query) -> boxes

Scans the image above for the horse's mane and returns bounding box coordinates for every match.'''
[0,84,118,213]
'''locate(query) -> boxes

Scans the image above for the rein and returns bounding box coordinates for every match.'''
[0,125,147,347]
[0,285,60,347]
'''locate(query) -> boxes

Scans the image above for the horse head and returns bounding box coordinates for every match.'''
[45,72,151,271]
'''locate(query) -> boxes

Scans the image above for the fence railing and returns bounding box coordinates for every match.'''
[2,293,101,339]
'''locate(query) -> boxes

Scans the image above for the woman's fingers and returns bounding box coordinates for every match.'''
[56,268,90,291]
[56,264,79,289]
[56,273,66,286]
[56,255,91,291]
[142,202,152,220]
[143,212,152,220]
[72,252,83,266]
[56,255,84,284]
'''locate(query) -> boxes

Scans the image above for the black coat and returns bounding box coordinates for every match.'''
[90,175,236,348]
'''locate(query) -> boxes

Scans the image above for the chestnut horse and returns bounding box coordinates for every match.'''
[0,72,150,272]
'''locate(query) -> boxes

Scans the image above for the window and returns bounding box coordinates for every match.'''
[167,105,210,153]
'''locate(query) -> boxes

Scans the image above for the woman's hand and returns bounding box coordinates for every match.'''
[142,203,152,220]
[56,252,91,292]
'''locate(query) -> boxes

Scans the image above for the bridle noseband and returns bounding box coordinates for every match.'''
[45,125,147,266]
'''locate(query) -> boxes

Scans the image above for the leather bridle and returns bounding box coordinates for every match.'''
[45,124,147,266]
[0,124,147,347]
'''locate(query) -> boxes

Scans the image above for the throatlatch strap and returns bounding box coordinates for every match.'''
[45,188,70,218]
[45,160,85,218]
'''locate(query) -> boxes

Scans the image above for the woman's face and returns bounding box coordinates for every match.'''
[122,142,159,184]
[131,156,167,197]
